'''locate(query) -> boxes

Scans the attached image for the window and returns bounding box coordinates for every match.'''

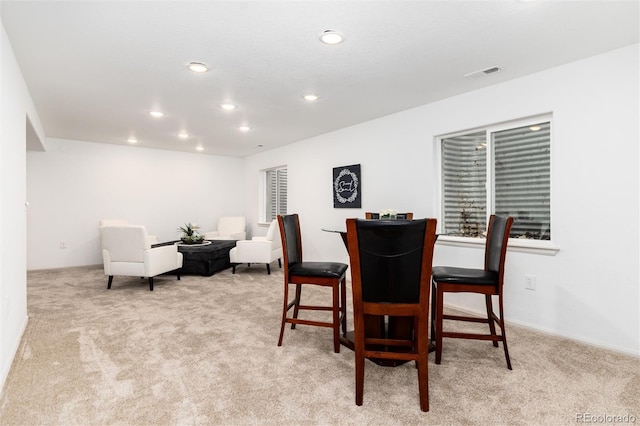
[264,166,287,222]
[439,117,551,240]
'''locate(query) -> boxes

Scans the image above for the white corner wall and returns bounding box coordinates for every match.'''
[26,139,245,269]
[243,44,640,356]
[0,21,45,391]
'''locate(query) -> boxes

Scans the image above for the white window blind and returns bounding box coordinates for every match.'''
[442,131,487,236]
[266,167,287,222]
[493,122,550,239]
[441,119,551,240]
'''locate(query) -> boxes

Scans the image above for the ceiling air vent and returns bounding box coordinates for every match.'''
[464,66,503,80]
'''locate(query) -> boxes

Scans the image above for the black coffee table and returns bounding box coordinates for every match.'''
[153,240,237,276]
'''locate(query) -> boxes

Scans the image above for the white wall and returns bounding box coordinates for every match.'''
[26,139,245,269]
[243,45,640,356]
[0,22,46,390]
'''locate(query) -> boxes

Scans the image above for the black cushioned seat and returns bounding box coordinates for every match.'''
[432,267,498,286]
[289,262,348,278]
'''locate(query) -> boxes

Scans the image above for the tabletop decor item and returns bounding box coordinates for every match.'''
[178,222,204,244]
[379,209,398,219]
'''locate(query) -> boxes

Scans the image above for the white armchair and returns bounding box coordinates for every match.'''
[229,220,283,274]
[204,216,246,241]
[99,219,159,244]
[99,225,183,291]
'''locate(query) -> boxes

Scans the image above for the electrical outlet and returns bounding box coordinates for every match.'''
[525,275,536,291]
[59,241,67,249]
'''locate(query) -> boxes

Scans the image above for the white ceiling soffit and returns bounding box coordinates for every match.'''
[2,1,638,157]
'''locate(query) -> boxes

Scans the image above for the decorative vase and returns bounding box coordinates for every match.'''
[379,209,398,220]
[181,236,204,245]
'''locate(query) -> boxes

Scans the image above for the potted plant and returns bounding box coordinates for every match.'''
[178,223,204,244]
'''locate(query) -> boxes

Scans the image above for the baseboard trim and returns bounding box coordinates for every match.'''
[0,314,29,393]
[444,302,639,358]
[27,264,103,273]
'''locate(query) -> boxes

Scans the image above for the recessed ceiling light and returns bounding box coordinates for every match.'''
[187,62,208,73]
[220,103,237,111]
[238,125,251,132]
[320,30,344,45]
[178,132,189,139]
[196,146,204,151]
[529,125,541,131]
[127,138,137,144]
[303,94,319,101]
[149,111,164,118]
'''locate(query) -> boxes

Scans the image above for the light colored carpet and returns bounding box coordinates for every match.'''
[0,265,638,425]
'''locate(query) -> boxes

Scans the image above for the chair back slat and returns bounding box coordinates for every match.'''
[353,219,427,303]
[278,214,302,268]
[485,215,514,274]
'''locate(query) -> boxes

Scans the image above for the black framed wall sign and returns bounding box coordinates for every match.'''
[333,164,361,208]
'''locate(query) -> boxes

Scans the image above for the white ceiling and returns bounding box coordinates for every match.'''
[2,1,638,157]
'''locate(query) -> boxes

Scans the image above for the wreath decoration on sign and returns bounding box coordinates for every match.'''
[334,168,359,204]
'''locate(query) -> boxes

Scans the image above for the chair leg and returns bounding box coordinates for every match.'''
[332,282,340,353]
[291,284,302,330]
[148,277,154,291]
[355,348,364,406]
[435,286,444,365]
[278,259,282,268]
[340,277,347,336]
[498,295,512,370]
[417,351,429,412]
[416,317,430,411]
[430,280,437,346]
[486,295,499,347]
[266,264,271,275]
[177,272,180,281]
[232,264,236,274]
[278,282,290,346]
[107,275,113,289]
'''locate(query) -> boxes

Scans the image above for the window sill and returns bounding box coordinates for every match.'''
[437,235,559,256]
